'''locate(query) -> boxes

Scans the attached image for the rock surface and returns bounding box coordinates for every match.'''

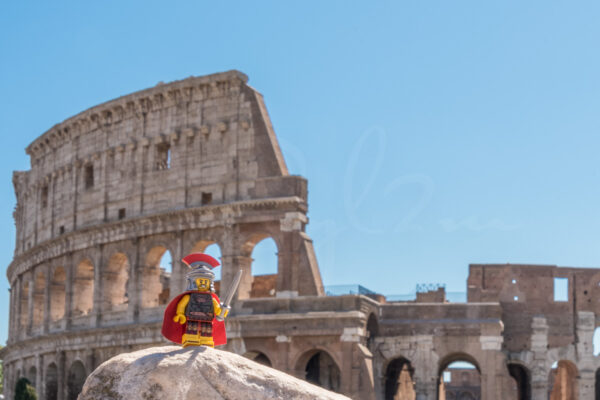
[79,346,351,400]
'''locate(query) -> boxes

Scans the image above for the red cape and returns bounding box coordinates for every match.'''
[162,291,227,346]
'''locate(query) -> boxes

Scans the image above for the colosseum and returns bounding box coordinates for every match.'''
[2,70,600,400]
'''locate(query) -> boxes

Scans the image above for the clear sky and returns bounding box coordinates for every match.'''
[2,1,600,346]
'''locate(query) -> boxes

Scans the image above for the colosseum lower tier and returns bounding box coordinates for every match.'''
[2,71,600,400]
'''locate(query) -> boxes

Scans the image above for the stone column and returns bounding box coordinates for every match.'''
[576,311,595,398]
[221,225,253,301]
[36,355,43,398]
[276,212,324,297]
[15,276,22,339]
[93,245,104,327]
[274,335,292,373]
[65,253,74,330]
[8,281,15,341]
[86,350,96,375]
[128,239,140,322]
[57,350,66,400]
[27,274,34,334]
[171,231,185,295]
[530,316,550,399]
[43,264,51,334]
[412,335,438,400]
[339,340,355,397]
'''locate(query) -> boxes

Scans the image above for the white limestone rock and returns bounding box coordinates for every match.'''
[79,345,350,400]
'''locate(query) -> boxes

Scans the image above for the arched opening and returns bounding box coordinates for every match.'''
[508,363,531,400]
[27,365,37,389]
[251,237,278,276]
[303,350,341,392]
[73,259,94,316]
[366,313,379,349]
[248,237,278,298]
[244,351,272,367]
[438,355,481,400]
[595,367,600,400]
[159,249,172,304]
[548,360,578,400]
[67,360,87,400]
[102,253,129,312]
[385,357,415,400]
[46,363,58,400]
[20,281,29,329]
[50,267,66,321]
[33,271,46,328]
[141,246,172,308]
[594,327,600,356]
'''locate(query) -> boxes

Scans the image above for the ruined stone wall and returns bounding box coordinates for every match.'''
[468,264,600,351]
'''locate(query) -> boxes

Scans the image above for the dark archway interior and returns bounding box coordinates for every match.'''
[385,358,415,400]
[508,363,531,400]
[596,368,600,400]
[305,351,340,392]
[254,353,272,367]
[46,363,58,400]
[67,361,87,400]
[366,313,378,349]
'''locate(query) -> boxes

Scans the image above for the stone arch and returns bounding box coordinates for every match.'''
[102,252,130,312]
[67,360,87,400]
[438,353,481,374]
[239,232,280,298]
[46,362,58,400]
[20,280,29,329]
[438,354,481,400]
[508,362,531,400]
[296,349,341,393]
[366,313,379,349]
[72,258,94,316]
[384,357,415,400]
[50,266,66,321]
[141,245,173,308]
[243,351,272,367]
[248,235,279,297]
[27,365,37,388]
[548,360,578,400]
[250,236,278,276]
[32,270,46,328]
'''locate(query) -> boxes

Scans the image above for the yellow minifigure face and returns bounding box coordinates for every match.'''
[195,278,211,292]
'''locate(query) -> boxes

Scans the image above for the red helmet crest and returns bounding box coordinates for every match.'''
[182,253,220,269]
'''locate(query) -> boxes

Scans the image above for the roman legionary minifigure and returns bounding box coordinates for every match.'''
[162,253,240,347]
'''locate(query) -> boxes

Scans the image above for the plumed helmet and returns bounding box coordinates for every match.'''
[182,253,220,290]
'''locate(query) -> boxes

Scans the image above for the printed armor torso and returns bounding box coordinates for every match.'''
[185,292,214,321]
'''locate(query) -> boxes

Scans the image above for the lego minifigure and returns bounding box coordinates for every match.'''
[162,253,237,347]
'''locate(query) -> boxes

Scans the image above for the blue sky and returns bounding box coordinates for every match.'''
[2,1,600,345]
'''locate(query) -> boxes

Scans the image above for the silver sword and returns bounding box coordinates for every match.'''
[216,269,243,321]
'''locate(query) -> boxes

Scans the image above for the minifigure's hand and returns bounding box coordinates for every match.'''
[215,305,230,321]
[221,305,230,319]
[173,314,186,324]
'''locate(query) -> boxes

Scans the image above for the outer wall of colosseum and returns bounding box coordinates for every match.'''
[3,71,600,400]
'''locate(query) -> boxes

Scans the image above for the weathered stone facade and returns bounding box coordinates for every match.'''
[2,71,599,400]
